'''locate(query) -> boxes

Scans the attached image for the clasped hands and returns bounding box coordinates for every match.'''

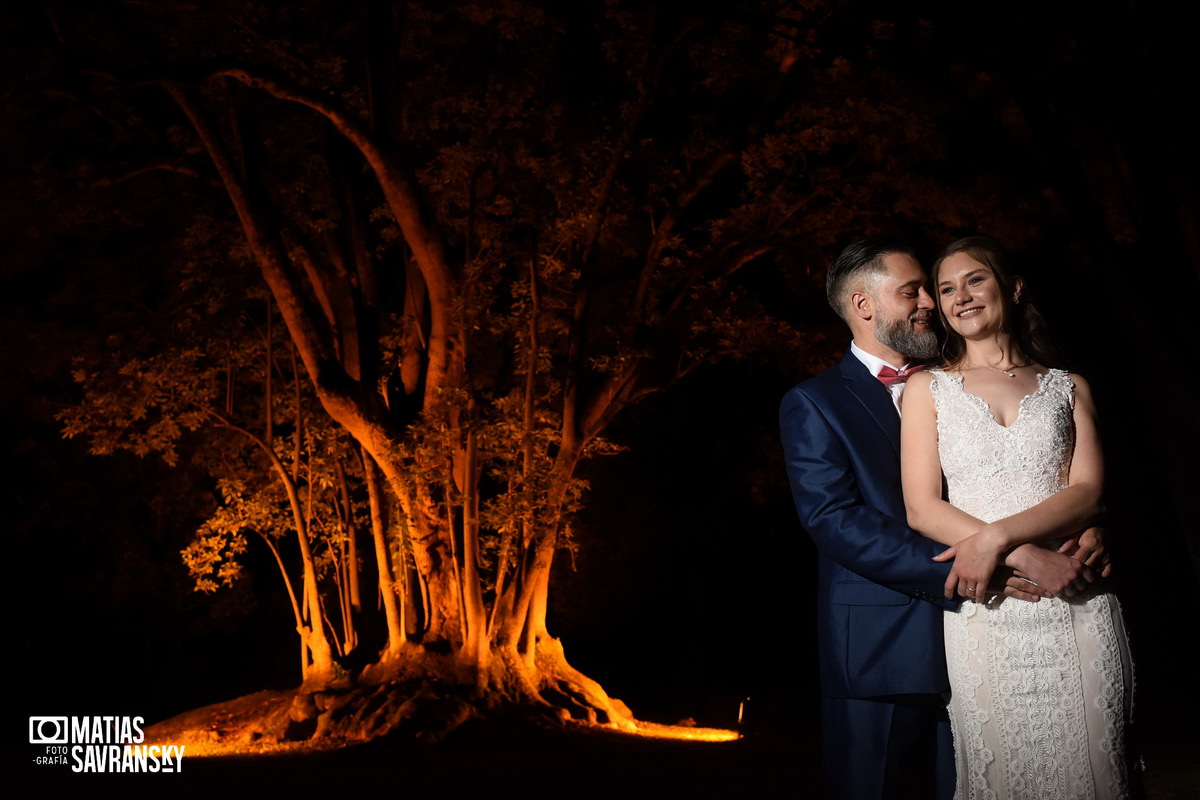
[934,527,1112,603]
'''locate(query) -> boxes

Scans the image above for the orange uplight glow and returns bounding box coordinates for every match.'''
[196,743,307,758]
[627,722,739,742]
[143,719,739,762]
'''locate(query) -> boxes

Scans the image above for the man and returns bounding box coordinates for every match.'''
[779,237,1098,800]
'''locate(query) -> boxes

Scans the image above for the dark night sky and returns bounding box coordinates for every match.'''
[5,0,1200,788]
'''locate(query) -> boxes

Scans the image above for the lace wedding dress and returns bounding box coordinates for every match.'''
[930,369,1134,800]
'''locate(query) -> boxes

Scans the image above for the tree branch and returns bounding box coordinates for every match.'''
[208,68,462,398]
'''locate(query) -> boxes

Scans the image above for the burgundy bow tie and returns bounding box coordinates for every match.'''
[876,364,926,387]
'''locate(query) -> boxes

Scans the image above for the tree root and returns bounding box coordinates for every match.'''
[143,637,645,752]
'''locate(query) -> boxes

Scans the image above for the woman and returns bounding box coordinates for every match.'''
[900,236,1134,800]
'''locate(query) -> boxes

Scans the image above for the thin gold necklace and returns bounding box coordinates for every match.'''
[984,363,1026,378]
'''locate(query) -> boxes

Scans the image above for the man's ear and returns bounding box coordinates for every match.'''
[850,289,874,321]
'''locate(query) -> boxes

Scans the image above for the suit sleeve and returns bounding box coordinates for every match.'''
[780,385,954,606]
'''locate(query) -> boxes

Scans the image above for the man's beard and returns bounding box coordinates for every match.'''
[875,312,939,361]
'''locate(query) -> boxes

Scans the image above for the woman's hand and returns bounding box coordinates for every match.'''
[934,526,1008,602]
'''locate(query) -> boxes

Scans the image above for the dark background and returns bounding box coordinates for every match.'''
[5,0,1200,794]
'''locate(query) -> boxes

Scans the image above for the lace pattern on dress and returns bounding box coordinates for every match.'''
[930,369,1131,800]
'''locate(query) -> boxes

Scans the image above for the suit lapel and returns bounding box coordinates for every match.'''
[839,353,902,457]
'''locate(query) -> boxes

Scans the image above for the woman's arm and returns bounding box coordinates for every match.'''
[943,374,1103,590]
[992,373,1104,546]
[902,371,1101,600]
[991,374,1104,593]
[900,370,984,545]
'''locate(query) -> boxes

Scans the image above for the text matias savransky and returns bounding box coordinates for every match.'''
[29,715,185,773]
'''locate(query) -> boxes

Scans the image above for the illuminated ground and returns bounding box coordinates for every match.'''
[10,708,1198,799]
[11,713,817,799]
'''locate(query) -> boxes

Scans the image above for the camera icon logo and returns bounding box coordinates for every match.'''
[29,717,69,744]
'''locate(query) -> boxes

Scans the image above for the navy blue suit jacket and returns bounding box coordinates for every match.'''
[780,351,955,699]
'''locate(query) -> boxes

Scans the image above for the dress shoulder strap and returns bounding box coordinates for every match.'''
[1042,368,1076,408]
[925,368,958,415]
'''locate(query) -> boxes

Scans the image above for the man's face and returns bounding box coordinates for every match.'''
[871,253,938,361]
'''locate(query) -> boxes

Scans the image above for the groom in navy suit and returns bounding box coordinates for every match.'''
[779,237,955,800]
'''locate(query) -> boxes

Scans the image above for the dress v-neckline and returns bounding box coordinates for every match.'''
[943,370,1053,430]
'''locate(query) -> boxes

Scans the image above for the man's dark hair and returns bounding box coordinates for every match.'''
[826,236,917,322]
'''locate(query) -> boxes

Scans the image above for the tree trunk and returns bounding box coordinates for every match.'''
[363,448,406,658]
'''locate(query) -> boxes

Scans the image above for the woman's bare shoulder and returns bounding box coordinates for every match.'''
[907,368,935,388]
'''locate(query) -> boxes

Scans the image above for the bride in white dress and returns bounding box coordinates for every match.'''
[899,237,1134,800]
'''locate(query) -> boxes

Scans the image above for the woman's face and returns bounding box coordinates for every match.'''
[936,252,1008,340]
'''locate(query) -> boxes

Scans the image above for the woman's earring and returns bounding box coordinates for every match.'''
[1013,295,1021,305]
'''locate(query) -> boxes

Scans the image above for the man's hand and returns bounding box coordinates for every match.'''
[993,566,1051,603]
[1005,544,1094,598]
[1059,527,1113,579]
